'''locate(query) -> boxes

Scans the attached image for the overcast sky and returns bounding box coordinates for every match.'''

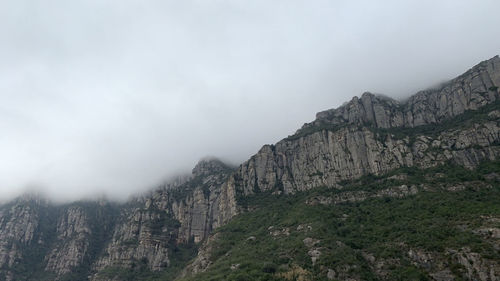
[1,0,500,202]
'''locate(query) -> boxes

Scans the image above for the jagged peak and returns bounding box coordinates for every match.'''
[316,92,398,120]
[410,55,500,98]
[192,157,232,178]
[310,55,500,130]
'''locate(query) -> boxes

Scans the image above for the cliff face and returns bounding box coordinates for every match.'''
[0,160,238,280]
[232,56,500,195]
[0,197,46,281]
[168,159,238,244]
[0,56,499,281]
[44,202,118,277]
[90,159,238,279]
[45,206,93,275]
[234,113,500,195]
[313,56,500,128]
[0,198,118,281]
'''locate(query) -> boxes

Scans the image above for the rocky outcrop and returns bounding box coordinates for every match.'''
[232,56,500,195]
[235,117,500,195]
[167,159,238,243]
[0,158,238,280]
[0,196,50,281]
[407,247,500,281]
[450,247,499,281]
[92,207,175,273]
[0,198,120,280]
[178,232,221,278]
[314,56,500,128]
[92,158,238,277]
[45,206,92,275]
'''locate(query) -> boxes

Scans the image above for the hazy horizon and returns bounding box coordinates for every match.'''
[1,0,500,202]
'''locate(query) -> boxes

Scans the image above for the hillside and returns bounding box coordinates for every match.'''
[1,56,499,281]
[179,161,500,281]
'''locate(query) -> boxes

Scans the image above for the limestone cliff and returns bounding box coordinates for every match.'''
[91,158,237,279]
[0,196,48,281]
[232,56,500,195]
[313,56,500,128]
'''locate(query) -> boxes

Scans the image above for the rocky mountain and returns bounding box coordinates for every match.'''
[233,55,500,195]
[1,56,500,281]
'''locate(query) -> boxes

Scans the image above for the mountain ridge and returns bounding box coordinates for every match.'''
[1,55,500,281]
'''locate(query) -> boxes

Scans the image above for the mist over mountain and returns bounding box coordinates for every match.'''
[3,1,500,280]
[1,1,500,203]
[1,54,499,281]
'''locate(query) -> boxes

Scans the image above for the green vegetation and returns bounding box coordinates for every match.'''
[180,161,500,281]
[337,160,490,193]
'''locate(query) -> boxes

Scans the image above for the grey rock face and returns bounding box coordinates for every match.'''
[0,208,35,272]
[192,158,231,178]
[92,158,237,276]
[233,56,500,196]
[93,207,173,272]
[168,167,237,244]
[235,119,500,195]
[314,56,500,129]
[0,198,120,280]
[45,206,92,275]
[0,196,49,280]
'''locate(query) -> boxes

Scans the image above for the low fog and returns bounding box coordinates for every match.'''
[1,0,500,202]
